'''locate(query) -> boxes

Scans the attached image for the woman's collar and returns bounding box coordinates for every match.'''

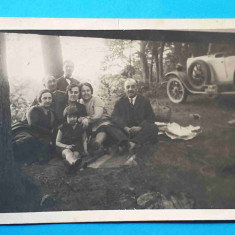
[82,96,93,103]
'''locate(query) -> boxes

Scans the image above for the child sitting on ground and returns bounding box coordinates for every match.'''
[56,105,87,171]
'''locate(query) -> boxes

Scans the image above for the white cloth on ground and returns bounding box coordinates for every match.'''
[155,122,201,140]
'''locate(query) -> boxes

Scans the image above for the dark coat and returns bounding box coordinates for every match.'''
[111,95,156,129]
[12,106,56,163]
[26,106,55,144]
[32,90,67,125]
[57,76,80,92]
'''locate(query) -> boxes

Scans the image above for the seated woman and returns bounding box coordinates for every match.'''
[12,89,56,163]
[65,83,87,122]
[80,82,112,153]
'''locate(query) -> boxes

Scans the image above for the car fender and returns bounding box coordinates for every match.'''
[165,70,210,94]
[164,71,190,89]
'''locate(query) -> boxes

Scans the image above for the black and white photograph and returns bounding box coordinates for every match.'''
[1,22,235,223]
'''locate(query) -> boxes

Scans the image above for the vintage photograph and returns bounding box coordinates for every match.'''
[1,28,235,222]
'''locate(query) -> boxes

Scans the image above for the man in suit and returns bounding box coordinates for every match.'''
[31,75,67,125]
[92,78,158,156]
[111,78,158,152]
[57,60,80,92]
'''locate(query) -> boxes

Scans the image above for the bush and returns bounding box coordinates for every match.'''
[141,82,167,99]
[10,80,30,123]
[98,74,126,100]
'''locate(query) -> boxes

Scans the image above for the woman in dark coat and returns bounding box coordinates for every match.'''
[12,89,56,163]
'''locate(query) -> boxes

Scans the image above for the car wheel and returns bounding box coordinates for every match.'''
[167,77,187,104]
[188,60,210,91]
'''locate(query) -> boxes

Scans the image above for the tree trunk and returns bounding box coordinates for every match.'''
[159,41,165,82]
[149,51,154,84]
[40,35,63,79]
[174,42,182,64]
[152,42,159,84]
[0,33,23,211]
[139,41,149,83]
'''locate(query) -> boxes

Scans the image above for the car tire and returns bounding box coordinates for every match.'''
[188,60,210,91]
[167,76,187,104]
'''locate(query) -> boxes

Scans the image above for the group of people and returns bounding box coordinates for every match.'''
[12,60,158,171]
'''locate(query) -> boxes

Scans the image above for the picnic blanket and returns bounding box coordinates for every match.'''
[155,122,201,140]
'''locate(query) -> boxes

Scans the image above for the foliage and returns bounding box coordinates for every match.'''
[102,39,140,76]
[141,82,167,99]
[101,38,235,100]
[163,42,209,75]
[10,78,30,123]
[98,74,126,100]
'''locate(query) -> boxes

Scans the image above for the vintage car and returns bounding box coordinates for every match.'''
[165,51,235,103]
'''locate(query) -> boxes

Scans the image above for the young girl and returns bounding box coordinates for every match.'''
[56,105,87,171]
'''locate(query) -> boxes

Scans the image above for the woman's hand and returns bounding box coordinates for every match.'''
[81,117,89,128]
[124,127,131,135]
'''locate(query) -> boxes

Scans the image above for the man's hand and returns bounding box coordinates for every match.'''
[124,126,142,138]
[130,126,142,135]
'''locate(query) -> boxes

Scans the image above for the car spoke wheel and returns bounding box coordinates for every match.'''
[188,60,210,91]
[167,77,187,104]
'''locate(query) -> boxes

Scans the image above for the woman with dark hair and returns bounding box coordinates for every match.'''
[65,83,87,121]
[12,89,56,163]
[26,89,55,144]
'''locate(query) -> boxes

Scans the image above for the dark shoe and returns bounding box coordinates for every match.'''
[91,141,101,151]
[93,147,106,158]
[118,144,129,155]
[108,145,119,157]
[65,157,82,174]
[90,141,107,158]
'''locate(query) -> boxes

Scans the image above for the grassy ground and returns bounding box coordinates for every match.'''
[151,95,235,208]
[22,94,235,210]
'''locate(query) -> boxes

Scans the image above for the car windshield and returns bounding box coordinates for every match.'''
[214,51,235,57]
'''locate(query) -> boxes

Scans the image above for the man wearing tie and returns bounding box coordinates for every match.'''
[92,78,158,155]
[111,78,158,152]
[57,60,80,92]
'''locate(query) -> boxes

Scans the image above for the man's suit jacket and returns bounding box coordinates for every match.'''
[57,76,80,92]
[31,90,67,125]
[111,95,156,129]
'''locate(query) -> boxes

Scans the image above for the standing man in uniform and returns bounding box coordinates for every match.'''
[57,60,80,92]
